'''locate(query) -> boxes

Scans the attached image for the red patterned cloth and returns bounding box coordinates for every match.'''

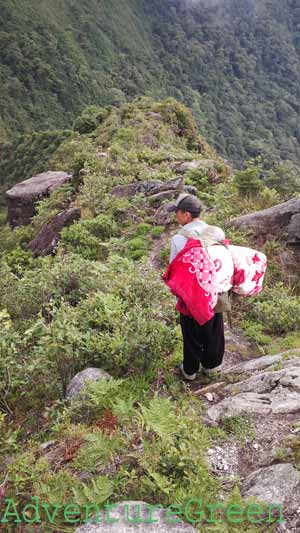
[162,238,217,326]
[162,238,267,326]
[228,245,267,296]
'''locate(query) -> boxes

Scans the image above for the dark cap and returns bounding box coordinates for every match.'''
[167,193,202,214]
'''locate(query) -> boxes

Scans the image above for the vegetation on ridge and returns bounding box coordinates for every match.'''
[0,98,299,531]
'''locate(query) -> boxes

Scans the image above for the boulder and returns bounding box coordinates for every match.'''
[206,393,273,424]
[148,190,182,206]
[223,354,283,375]
[227,197,300,237]
[226,365,300,394]
[145,177,183,197]
[75,501,198,533]
[6,171,72,228]
[174,159,220,179]
[111,180,163,198]
[27,207,81,256]
[153,204,174,226]
[66,368,112,400]
[242,464,300,505]
[183,185,198,195]
[287,213,300,244]
[207,362,300,423]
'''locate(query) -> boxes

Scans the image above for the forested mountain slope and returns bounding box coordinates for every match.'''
[1,98,300,531]
[1,0,300,164]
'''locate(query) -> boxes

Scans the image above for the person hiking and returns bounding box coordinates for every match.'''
[165,193,226,381]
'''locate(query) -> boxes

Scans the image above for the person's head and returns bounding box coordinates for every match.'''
[167,193,203,226]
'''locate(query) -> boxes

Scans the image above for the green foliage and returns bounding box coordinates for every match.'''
[31,183,76,232]
[135,222,152,236]
[126,236,151,260]
[221,416,256,444]
[233,167,264,198]
[240,319,272,346]
[72,432,120,474]
[72,476,114,507]
[154,98,197,144]
[60,214,119,260]
[248,283,300,335]
[151,225,165,238]
[73,106,110,134]
[139,397,179,443]
[2,0,300,167]
[0,130,72,194]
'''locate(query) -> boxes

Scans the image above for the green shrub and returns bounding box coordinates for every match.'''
[4,246,35,274]
[233,167,264,198]
[135,222,152,236]
[32,183,76,232]
[249,283,300,334]
[151,226,165,238]
[73,106,109,134]
[154,99,197,143]
[60,220,111,260]
[126,236,150,260]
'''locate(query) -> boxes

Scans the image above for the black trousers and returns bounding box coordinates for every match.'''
[179,312,225,375]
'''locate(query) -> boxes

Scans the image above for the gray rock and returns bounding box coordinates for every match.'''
[207,366,300,422]
[183,185,198,195]
[145,177,183,197]
[287,213,300,244]
[223,354,283,375]
[153,203,174,225]
[39,440,56,451]
[75,501,198,533]
[27,207,80,256]
[175,159,219,176]
[282,355,300,368]
[148,190,181,206]
[227,197,300,237]
[110,180,163,198]
[6,171,72,227]
[242,464,300,505]
[207,393,273,423]
[66,368,111,400]
[226,365,300,395]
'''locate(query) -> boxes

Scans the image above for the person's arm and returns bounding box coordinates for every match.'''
[169,235,187,262]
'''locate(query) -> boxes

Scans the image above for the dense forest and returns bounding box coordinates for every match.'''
[1,0,300,165]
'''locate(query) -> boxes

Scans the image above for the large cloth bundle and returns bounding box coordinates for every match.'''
[206,244,234,294]
[162,238,217,325]
[228,245,267,296]
[162,235,267,326]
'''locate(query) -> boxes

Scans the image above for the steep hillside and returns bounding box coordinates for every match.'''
[1,99,300,531]
[0,0,165,140]
[1,0,300,165]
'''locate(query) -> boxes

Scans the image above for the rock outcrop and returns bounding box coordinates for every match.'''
[27,207,81,256]
[6,171,72,228]
[111,180,163,198]
[173,159,221,181]
[207,359,300,423]
[75,501,198,533]
[242,463,300,505]
[227,197,300,240]
[66,368,112,400]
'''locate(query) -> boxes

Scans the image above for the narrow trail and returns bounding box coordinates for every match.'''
[149,232,300,532]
